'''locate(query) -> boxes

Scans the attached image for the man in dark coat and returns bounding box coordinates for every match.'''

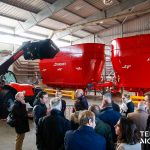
[111,92,121,112]
[33,91,48,125]
[36,97,71,150]
[65,110,106,150]
[55,90,66,117]
[89,104,114,150]
[12,91,30,150]
[99,92,121,143]
[73,89,88,112]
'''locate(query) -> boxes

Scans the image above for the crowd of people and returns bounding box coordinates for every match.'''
[10,89,150,150]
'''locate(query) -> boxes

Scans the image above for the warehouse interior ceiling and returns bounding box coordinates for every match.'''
[0,0,150,48]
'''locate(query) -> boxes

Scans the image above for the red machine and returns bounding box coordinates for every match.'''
[0,39,59,118]
[111,34,150,94]
[39,43,105,89]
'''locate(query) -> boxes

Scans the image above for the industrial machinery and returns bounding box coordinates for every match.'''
[1,33,149,119]
[0,39,59,118]
[39,43,106,89]
[40,34,150,96]
[111,34,150,95]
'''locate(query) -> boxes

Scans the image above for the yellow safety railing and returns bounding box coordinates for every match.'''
[44,88,56,95]
[44,88,75,100]
[130,96,144,105]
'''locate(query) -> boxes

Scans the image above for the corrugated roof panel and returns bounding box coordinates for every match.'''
[116,7,134,16]
[0,16,18,27]
[101,19,120,27]
[84,0,120,10]
[73,30,90,37]
[0,3,30,20]
[72,34,96,45]
[44,0,57,4]
[108,19,120,25]
[133,0,150,12]
[29,26,53,36]
[121,15,137,24]
[38,18,68,30]
[97,13,150,44]
[98,24,112,29]
[0,0,46,13]
[61,35,80,41]
[17,32,47,40]
[84,25,104,33]
[51,9,83,25]
[66,0,98,17]
[26,0,46,9]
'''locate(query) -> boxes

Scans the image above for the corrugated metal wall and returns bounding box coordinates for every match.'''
[73,13,150,44]
[72,13,150,80]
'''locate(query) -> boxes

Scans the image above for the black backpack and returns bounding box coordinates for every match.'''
[7,112,16,127]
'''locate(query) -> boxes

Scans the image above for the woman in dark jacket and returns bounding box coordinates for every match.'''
[12,91,29,150]
[33,91,48,125]
[115,117,141,150]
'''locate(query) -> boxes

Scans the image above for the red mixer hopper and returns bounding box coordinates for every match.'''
[39,43,105,89]
[111,34,150,92]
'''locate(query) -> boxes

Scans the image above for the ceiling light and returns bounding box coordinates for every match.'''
[103,0,113,5]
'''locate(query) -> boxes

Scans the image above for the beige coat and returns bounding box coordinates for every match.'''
[128,110,149,131]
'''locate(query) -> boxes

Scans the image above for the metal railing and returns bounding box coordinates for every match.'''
[44,88,75,100]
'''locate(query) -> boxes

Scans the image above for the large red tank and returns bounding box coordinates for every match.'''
[111,34,150,92]
[39,43,105,89]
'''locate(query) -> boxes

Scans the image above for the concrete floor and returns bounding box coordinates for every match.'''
[0,120,36,150]
[0,95,103,150]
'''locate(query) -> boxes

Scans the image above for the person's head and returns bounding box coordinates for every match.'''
[50,97,62,111]
[122,92,130,103]
[37,91,48,104]
[115,117,140,144]
[144,94,150,109]
[78,110,96,129]
[55,90,62,98]
[101,92,112,108]
[75,89,84,98]
[89,105,100,117]
[137,101,146,111]
[111,92,122,102]
[15,91,25,102]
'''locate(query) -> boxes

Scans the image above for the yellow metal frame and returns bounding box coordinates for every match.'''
[44,88,75,100]
[130,95,144,105]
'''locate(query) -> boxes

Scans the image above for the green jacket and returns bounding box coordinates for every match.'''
[95,117,114,150]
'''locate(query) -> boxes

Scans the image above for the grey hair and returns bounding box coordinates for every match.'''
[50,97,62,111]
[15,91,25,100]
[103,92,112,104]
[137,101,146,111]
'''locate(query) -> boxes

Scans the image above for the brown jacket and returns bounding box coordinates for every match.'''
[128,110,149,131]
